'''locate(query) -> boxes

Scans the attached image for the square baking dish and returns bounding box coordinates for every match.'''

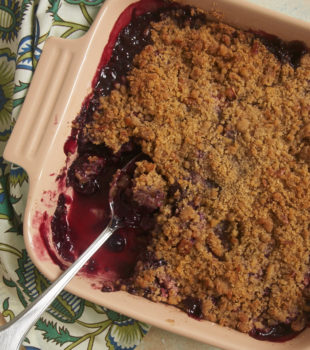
[4,0,310,349]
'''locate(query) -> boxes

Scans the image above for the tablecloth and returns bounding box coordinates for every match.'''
[2,0,310,349]
[0,0,150,348]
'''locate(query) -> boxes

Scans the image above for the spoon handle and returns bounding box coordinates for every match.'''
[0,220,117,350]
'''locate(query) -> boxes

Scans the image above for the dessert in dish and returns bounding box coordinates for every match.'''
[50,0,310,342]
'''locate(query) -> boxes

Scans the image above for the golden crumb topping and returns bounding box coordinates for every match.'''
[86,9,310,333]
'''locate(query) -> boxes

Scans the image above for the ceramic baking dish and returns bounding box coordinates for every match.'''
[4,0,310,349]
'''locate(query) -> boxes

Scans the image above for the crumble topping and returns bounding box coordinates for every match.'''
[132,160,167,210]
[83,8,310,334]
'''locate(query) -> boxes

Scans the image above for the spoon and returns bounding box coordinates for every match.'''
[0,154,141,350]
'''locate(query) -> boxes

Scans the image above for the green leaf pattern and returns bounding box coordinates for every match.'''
[35,319,80,345]
[0,0,150,348]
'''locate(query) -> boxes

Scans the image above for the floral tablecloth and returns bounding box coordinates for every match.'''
[0,0,149,349]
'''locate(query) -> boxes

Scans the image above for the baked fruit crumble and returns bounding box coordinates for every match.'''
[50,0,310,342]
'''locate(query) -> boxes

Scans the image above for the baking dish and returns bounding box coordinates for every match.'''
[4,0,310,349]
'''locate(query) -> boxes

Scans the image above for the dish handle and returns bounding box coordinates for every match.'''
[3,35,87,181]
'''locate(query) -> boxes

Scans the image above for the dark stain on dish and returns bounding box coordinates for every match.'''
[253,31,308,69]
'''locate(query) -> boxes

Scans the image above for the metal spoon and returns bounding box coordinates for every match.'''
[0,154,140,350]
